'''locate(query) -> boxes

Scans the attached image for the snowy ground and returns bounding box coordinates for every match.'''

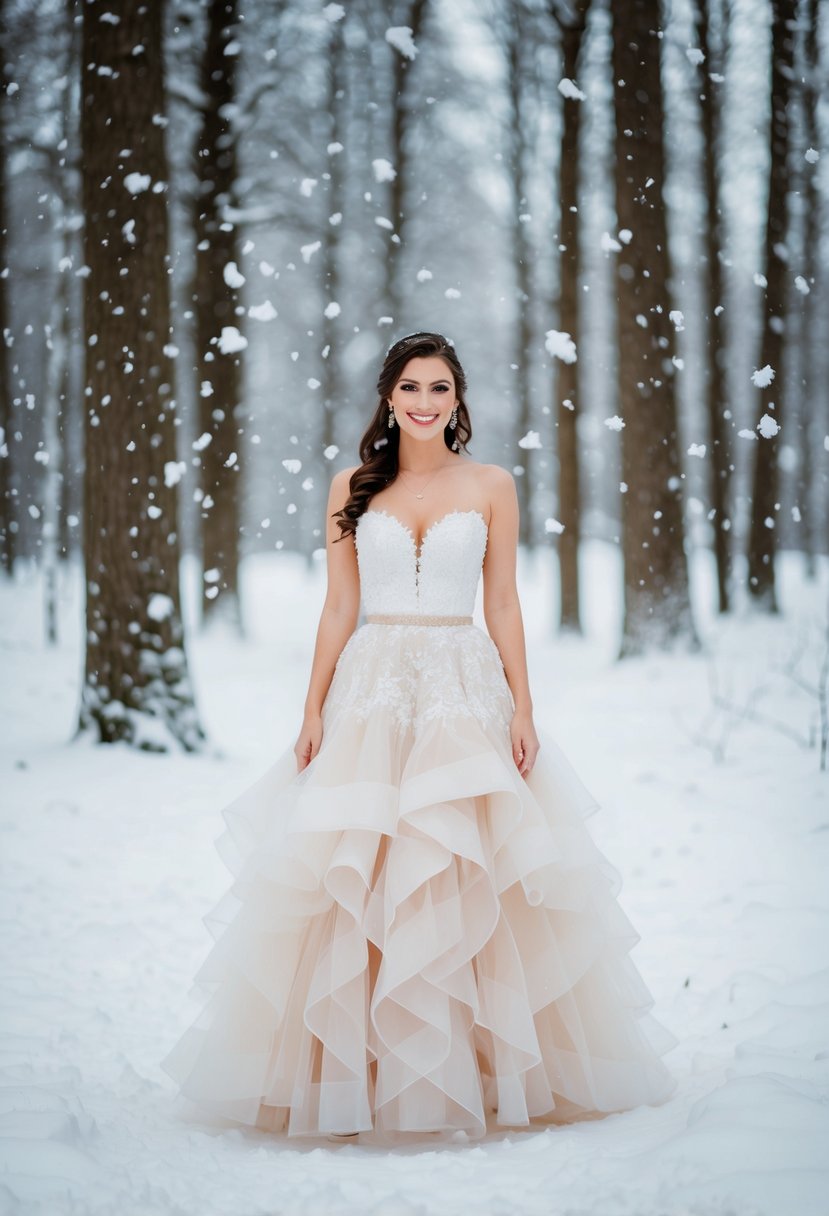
[1,543,828,1216]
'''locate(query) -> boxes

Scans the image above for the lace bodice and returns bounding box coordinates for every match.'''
[354,509,488,616]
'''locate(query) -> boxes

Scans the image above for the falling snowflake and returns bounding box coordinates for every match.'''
[386,25,417,59]
[544,329,576,364]
[518,431,542,450]
[248,301,277,321]
[223,261,245,288]
[217,327,247,354]
[558,78,585,100]
[372,158,396,182]
[757,414,780,438]
[751,364,775,388]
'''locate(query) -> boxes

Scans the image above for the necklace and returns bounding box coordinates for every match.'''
[396,460,452,500]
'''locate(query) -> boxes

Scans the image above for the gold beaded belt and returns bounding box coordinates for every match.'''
[366,613,473,626]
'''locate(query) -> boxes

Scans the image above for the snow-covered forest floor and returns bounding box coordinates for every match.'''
[1,545,828,1216]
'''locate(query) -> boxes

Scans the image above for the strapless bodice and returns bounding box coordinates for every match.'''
[354,508,488,617]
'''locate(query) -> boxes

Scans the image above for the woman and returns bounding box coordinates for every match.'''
[161,331,678,1146]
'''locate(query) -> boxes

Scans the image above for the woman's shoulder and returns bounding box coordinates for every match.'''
[462,460,515,493]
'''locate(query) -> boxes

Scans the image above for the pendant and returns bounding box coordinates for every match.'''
[416,493,423,499]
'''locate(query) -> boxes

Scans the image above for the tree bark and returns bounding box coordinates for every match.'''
[78,0,203,750]
[610,0,698,656]
[746,0,795,610]
[505,2,534,548]
[192,0,243,628]
[0,7,13,574]
[552,0,591,632]
[695,0,733,613]
[385,0,427,326]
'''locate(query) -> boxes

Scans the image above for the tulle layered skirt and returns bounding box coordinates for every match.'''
[161,620,678,1143]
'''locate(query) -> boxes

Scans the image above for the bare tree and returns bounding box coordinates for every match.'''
[499,0,536,547]
[693,0,733,613]
[550,0,591,632]
[191,0,244,628]
[0,3,14,573]
[746,0,796,611]
[610,0,698,655]
[78,0,203,750]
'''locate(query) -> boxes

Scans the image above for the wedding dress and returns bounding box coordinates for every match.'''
[161,507,679,1143]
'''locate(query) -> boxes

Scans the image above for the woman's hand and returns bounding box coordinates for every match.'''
[510,709,540,778]
[294,711,323,773]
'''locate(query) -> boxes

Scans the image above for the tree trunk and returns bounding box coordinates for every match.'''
[552,1,591,633]
[798,0,820,578]
[0,10,13,574]
[320,12,347,460]
[746,0,795,611]
[610,0,698,656]
[192,0,243,629]
[385,0,426,326]
[505,3,534,548]
[78,0,203,751]
[695,0,733,613]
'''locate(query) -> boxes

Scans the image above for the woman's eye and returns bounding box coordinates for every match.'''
[433,385,449,392]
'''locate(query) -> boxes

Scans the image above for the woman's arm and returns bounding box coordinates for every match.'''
[294,466,361,771]
[481,466,540,777]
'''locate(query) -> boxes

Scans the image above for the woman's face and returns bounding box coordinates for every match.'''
[387,355,458,442]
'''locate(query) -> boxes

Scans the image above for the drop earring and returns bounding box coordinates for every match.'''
[388,407,395,428]
[450,405,459,450]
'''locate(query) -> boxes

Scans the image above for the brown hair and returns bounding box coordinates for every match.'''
[332,331,472,542]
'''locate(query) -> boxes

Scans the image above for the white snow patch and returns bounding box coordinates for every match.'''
[752,365,775,388]
[323,302,341,319]
[282,459,302,475]
[416,268,433,282]
[323,445,339,461]
[300,241,321,264]
[687,443,706,459]
[193,433,212,451]
[544,517,564,534]
[604,415,625,432]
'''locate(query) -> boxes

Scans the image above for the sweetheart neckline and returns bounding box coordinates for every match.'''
[359,508,488,556]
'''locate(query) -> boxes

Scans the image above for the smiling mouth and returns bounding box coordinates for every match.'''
[407,412,440,426]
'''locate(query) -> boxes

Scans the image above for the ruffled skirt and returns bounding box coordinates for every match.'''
[161,621,678,1143]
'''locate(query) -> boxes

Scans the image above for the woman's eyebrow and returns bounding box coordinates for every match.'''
[399,378,451,385]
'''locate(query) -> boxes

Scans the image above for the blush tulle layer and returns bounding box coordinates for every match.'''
[161,626,679,1143]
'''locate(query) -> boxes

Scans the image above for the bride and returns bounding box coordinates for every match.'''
[161,330,678,1145]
